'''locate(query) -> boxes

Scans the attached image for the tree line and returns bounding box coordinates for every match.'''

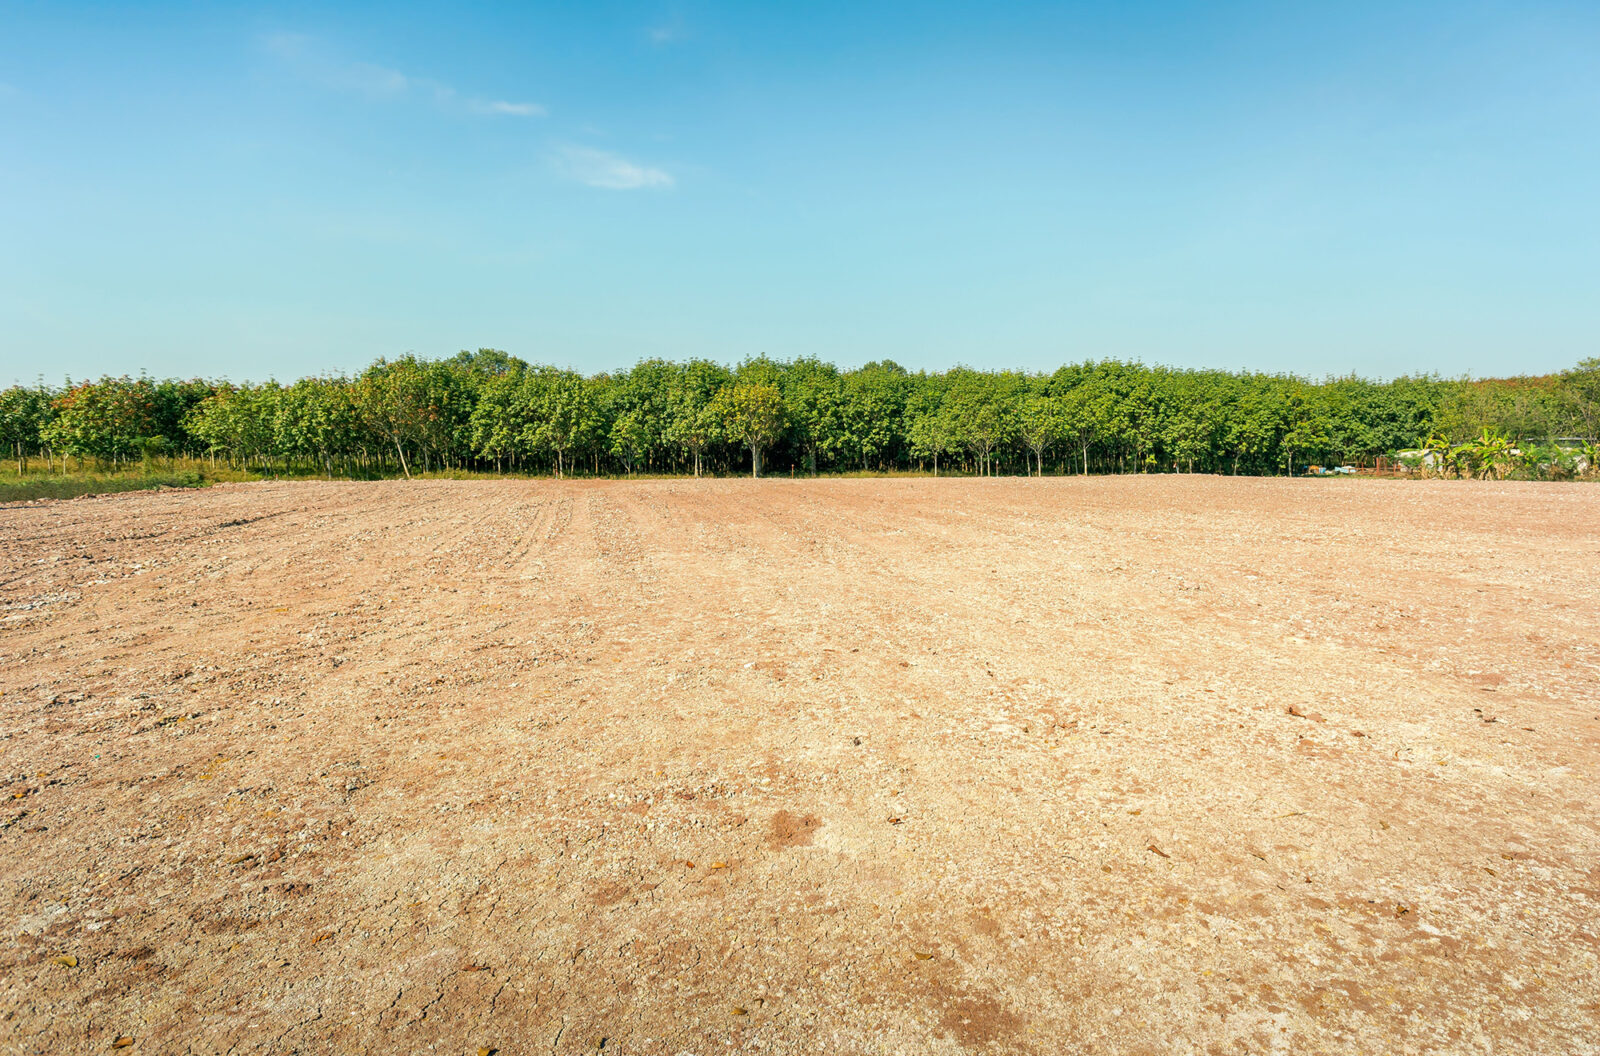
[3,351,1597,479]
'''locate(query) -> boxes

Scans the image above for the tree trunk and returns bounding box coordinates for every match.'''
[393,440,412,479]
[751,443,762,479]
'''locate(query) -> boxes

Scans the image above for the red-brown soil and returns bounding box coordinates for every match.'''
[3,478,1598,1054]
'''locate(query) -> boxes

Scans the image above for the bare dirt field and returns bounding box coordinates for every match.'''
[3,477,1598,1055]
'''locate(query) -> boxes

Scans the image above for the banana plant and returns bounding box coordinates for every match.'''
[1579,440,1600,479]
[1471,428,1513,480]
[1449,428,1513,480]
[1423,432,1455,478]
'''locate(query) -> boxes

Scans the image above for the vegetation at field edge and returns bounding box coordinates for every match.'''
[0,468,209,504]
[3,352,1597,483]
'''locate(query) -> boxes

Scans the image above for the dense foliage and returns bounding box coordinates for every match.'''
[4,354,1598,479]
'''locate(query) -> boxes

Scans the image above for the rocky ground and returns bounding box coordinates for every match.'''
[2,477,1597,1055]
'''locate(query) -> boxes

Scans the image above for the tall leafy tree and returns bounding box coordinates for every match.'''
[469,367,527,472]
[943,369,1016,476]
[44,376,164,465]
[711,382,785,478]
[839,362,908,471]
[1224,383,1286,475]
[665,359,732,477]
[1050,365,1112,475]
[1280,384,1332,475]
[781,357,844,474]
[520,366,602,477]
[1560,358,1600,440]
[904,372,954,474]
[355,358,435,478]
[450,347,528,378]
[1017,394,1064,476]
[275,377,360,476]
[0,385,52,472]
[608,360,680,471]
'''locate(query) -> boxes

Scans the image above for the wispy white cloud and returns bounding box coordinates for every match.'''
[469,99,546,117]
[262,32,544,117]
[555,145,674,190]
[645,8,692,46]
[340,61,411,100]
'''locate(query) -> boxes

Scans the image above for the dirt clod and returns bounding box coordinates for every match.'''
[768,810,820,848]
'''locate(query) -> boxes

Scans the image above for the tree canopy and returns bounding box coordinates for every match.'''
[5,353,1597,479]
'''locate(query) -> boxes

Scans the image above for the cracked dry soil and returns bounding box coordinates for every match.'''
[2,477,1599,1054]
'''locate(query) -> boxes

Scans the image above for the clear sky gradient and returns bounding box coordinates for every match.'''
[2,1,1597,383]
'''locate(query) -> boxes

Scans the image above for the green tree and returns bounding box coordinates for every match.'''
[665,359,732,477]
[904,372,955,474]
[520,366,602,477]
[607,360,680,471]
[354,358,434,478]
[711,382,785,478]
[1050,366,1114,475]
[1280,384,1331,475]
[1160,373,1226,473]
[417,359,476,470]
[944,369,1016,475]
[468,367,527,472]
[1017,394,1063,476]
[186,383,279,468]
[275,377,360,476]
[781,357,844,474]
[0,385,52,472]
[610,410,652,475]
[44,376,163,466]
[1559,358,1600,440]
[1224,383,1286,475]
[839,362,908,471]
[450,347,528,378]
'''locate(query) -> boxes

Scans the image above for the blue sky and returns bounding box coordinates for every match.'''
[2,1,1597,383]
